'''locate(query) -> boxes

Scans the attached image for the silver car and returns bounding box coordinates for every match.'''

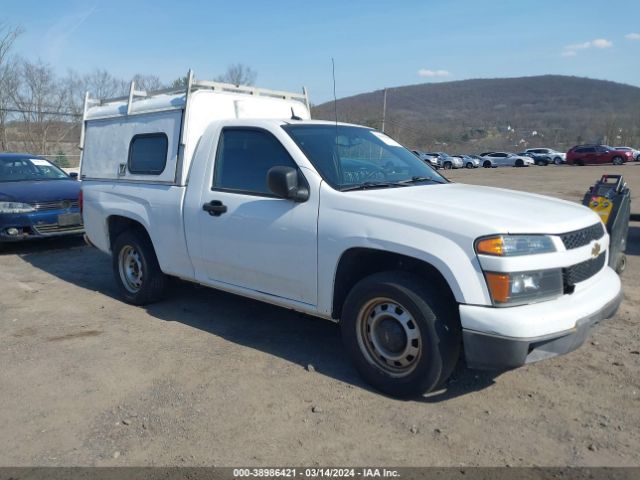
[524,148,566,165]
[614,146,640,162]
[480,151,534,168]
[411,150,439,168]
[433,152,463,170]
[452,155,479,168]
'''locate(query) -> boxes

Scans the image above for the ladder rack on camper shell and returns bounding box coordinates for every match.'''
[78,69,311,185]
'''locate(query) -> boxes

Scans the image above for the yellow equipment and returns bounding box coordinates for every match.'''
[582,175,630,273]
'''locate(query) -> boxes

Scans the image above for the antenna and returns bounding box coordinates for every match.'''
[331,58,340,180]
[332,57,338,126]
[381,88,387,133]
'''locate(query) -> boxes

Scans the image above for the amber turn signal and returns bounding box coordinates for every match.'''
[476,236,504,256]
[484,272,510,304]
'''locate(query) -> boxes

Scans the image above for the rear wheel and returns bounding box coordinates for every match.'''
[112,229,168,305]
[483,160,492,168]
[443,161,452,170]
[612,156,624,166]
[341,271,461,398]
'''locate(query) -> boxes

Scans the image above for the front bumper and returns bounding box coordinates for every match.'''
[0,210,83,242]
[461,266,623,370]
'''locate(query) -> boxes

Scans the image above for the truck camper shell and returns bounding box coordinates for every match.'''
[79,70,311,185]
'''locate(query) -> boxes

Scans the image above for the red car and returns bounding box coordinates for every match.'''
[566,145,633,166]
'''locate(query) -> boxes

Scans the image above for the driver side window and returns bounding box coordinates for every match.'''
[212,128,297,195]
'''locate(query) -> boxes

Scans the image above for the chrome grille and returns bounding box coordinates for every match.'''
[30,200,79,211]
[563,253,606,287]
[32,223,84,235]
[560,223,605,250]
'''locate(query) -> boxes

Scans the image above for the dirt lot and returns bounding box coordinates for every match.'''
[1,164,639,467]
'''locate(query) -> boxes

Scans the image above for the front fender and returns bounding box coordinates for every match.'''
[317,220,491,317]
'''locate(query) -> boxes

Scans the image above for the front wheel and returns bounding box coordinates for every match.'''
[515,159,524,167]
[443,161,452,170]
[612,156,624,166]
[112,229,168,305]
[465,162,473,169]
[341,271,460,398]
[483,160,492,168]
[554,157,562,165]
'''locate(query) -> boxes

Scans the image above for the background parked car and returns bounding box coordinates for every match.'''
[566,145,633,166]
[614,146,640,161]
[480,151,534,167]
[411,150,439,168]
[452,154,479,168]
[518,151,551,166]
[524,147,566,165]
[431,152,463,169]
[0,153,83,246]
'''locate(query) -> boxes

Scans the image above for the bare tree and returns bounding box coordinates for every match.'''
[82,68,127,99]
[10,59,74,153]
[131,74,164,92]
[169,75,188,89]
[216,63,257,86]
[0,23,24,150]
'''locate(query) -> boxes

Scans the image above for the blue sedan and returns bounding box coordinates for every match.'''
[0,153,83,245]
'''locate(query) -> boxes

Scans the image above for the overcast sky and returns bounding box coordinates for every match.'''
[3,0,640,103]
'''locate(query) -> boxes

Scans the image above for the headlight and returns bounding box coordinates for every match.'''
[484,269,563,306]
[0,202,36,214]
[475,235,556,256]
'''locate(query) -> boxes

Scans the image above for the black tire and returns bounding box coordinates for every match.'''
[443,161,452,170]
[341,271,461,398]
[636,154,640,162]
[515,159,524,167]
[553,157,562,165]
[612,156,623,166]
[112,229,168,305]
[483,160,492,168]
[465,162,473,169]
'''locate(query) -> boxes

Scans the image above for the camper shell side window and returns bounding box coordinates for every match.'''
[128,133,169,175]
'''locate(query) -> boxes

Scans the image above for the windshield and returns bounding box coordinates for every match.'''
[282,125,447,190]
[0,157,68,182]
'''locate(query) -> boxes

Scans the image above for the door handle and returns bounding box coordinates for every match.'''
[202,200,227,216]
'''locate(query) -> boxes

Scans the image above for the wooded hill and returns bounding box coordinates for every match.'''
[311,75,640,154]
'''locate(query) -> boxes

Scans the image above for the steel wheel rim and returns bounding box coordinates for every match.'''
[356,297,422,377]
[118,245,143,293]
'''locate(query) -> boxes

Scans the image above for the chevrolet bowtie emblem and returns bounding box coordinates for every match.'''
[591,242,601,258]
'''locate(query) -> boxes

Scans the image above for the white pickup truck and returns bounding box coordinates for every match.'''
[80,73,622,397]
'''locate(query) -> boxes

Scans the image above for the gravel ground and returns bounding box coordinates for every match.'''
[1,164,639,467]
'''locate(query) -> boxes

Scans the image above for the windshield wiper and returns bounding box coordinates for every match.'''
[397,176,444,185]
[340,181,409,192]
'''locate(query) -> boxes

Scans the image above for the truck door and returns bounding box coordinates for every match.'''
[193,127,318,306]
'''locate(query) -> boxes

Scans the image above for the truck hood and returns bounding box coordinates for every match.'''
[342,183,600,236]
[0,180,81,203]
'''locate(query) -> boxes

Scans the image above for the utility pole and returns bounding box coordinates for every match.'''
[381,88,387,133]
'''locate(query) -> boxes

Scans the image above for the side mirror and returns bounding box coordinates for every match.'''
[267,166,309,202]
[69,172,79,180]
